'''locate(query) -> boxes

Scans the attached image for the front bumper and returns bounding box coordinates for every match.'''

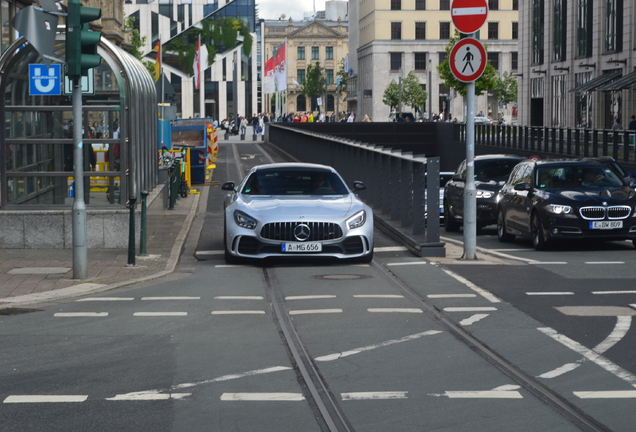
[227,234,374,259]
[542,214,636,241]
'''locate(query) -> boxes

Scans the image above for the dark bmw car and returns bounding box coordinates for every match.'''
[444,154,524,232]
[496,160,636,250]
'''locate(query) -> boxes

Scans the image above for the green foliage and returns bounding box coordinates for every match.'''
[336,59,348,93]
[125,16,155,78]
[301,62,326,99]
[437,31,497,97]
[402,71,428,113]
[382,80,399,109]
[491,71,518,106]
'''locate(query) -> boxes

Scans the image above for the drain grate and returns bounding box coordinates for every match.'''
[312,274,371,281]
[0,308,43,316]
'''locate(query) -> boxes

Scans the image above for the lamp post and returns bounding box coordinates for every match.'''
[428,58,432,121]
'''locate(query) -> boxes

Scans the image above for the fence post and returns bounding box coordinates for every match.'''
[139,190,149,256]
[127,196,137,267]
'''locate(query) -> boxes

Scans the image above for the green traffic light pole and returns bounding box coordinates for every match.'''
[71,77,88,280]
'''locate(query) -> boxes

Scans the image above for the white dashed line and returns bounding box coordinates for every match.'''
[574,391,636,399]
[107,393,191,401]
[385,261,428,266]
[526,292,574,296]
[54,312,108,317]
[211,310,266,315]
[444,307,497,312]
[427,294,477,298]
[442,391,523,399]
[220,393,305,401]
[141,297,200,300]
[214,296,264,300]
[285,295,337,300]
[593,291,636,295]
[367,308,423,313]
[4,395,88,403]
[354,294,405,299]
[133,312,188,316]
[341,392,408,400]
[76,298,134,302]
[288,309,342,315]
[585,261,625,265]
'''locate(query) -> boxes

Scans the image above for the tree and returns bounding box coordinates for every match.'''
[382,79,400,112]
[125,17,155,77]
[437,31,497,98]
[402,71,428,114]
[491,71,518,107]
[300,62,326,111]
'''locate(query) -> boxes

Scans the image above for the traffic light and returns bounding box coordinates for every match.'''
[66,0,101,80]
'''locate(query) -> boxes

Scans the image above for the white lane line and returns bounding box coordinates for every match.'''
[315,331,442,362]
[526,292,574,296]
[375,246,408,252]
[444,307,497,312]
[593,291,636,295]
[574,391,636,399]
[214,296,264,300]
[459,314,489,326]
[537,363,581,379]
[528,262,568,265]
[341,392,408,400]
[215,264,247,268]
[428,294,477,298]
[385,261,428,266]
[442,391,523,399]
[285,295,337,300]
[172,366,292,390]
[211,310,266,315]
[367,308,423,313]
[538,327,636,386]
[288,309,342,315]
[354,294,405,299]
[76,298,134,302]
[220,393,305,401]
[54,312,108,317]
[133,312,187,316]
[593,316,631,354]
[4,395,88,403]
[107,393,191,401]
[141,297,200,300]
[585,261,625,265]
[438,268,501,303]
[195,250,224,255]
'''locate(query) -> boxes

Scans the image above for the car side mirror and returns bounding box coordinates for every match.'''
[221,181,236,191]
[513,182,530,191]
[353,181,366,191]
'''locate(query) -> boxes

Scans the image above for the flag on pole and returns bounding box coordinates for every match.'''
[153,40,161,82]
[274,41,287,91]
[193,37,201,89]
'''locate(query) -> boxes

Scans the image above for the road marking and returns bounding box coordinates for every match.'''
[288,309,342,315]
[341,392,408,400]
[593,290,636,295]
[444,307,497,312]
[528,261,568,265]
[172,366,292,390]
[106,393,191,401]
[315,331,441,362]
[574,391,636,399]
[368,308,423,313]
[4,395,88,403]
[141,297,201,300]
[428,294,477,298]
[195,250,224,255]
[585,261,625,265]
[459,314,489,326]
[211,310,265,315]
[220,393,305,401]
[385,261,428,266]
[441,391,522,399]
[54,312,108,317]
[215,264,247,268]
[76,297,134,302]
[538,327,636,386]
[374,246,408,252]
[214,296,264,300]
[555,306,636,316]
[354,294,405,299]
[133,312,187,316]
[526,292,574,296]
[491,248,531,252]
[439,268,501,303]
[537,363,581,379]
[285,295,337,300]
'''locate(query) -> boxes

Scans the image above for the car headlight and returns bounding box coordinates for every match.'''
[546,204,572,215]
[347,210,366,229]
[233,210,257,229]
[476,189,493,199]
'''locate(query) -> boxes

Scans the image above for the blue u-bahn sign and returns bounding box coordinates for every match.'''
[29,64,61,96]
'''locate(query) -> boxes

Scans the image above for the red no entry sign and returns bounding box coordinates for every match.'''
[451,0,488,34]
[449,38,487,83]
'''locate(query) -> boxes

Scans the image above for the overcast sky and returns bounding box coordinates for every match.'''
[257,0,326,21]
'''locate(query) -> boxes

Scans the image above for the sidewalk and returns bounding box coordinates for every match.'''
[0,184,203,308]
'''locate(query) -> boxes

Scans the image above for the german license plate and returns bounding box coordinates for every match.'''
[282,242,322,252]
[590,221,623,229]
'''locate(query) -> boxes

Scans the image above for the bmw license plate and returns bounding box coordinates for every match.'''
[282,242,322,252]
[590,221,623,229]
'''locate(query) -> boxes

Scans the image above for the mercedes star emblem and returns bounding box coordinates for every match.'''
[293,223,311,241]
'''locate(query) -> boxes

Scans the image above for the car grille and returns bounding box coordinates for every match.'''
[579,206,632,220]
[260,222,344,241]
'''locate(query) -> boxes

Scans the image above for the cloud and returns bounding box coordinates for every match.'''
[257,0,326,21]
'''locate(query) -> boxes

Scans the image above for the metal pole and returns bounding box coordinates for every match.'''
[139,190,149,256]
[398,76,402,114]
[463,81,477,260]
[428,59,432,121]
[127,195,137,266]
[72,79,87,280]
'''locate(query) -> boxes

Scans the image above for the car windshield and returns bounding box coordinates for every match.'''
[536,165,624,189]
[474,159,519,182]
[241,168,349,195]
[440,173,453,186]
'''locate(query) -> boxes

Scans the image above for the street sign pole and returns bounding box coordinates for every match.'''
[72,78,87,279]
[463,79,476,260]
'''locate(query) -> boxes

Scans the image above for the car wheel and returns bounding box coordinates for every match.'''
[444,202,460,232]
[497,210,515,242]
[531,213,548,251]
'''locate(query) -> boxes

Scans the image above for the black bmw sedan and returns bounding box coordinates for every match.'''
[496,159,636,250]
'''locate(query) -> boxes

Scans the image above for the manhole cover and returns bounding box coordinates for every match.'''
[0,308,43,316]
[312,274,371,281]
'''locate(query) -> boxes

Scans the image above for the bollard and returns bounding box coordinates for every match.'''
[240,134,245,140]
[139,190,149,256]
[169,162,179,210]
[252,134,257,141]
[127,196,137,267]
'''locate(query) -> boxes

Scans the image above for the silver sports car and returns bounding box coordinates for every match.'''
[221,163,374,263]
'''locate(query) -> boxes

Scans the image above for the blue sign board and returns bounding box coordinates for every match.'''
[29,64,61,96]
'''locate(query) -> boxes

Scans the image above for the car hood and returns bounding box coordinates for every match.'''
[548,188,636,203]
[475,180,507,191]
[239,195,358,218]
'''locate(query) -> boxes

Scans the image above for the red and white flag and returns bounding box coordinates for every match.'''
[193,37,201,89]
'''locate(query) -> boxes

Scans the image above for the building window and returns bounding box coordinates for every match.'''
[415,22,426,40]
[512,22,518,39]
[488,22,499,39]
[326,69,334,84]
[511,52,518,70]
[605,0,623,53]
[414,52,427,70]
[577,0,593,57]
[439,0,450,10]
[439,22,450,39]
[311,46,319,60]
[513,0,518,10]
[297,69,305,84]
[438,52,447,64]
[532,0,544,64]
[553,0,567,61]
[297,94,306,111]
[326,46,333,60]
[551,75,567,127]
[415,0,426,10]
[391,0,401,10]
[487,52,499,70]
[391,22,402,40]
[390,52,402,71]
[488,0,499,10]
[297,46,305,60]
